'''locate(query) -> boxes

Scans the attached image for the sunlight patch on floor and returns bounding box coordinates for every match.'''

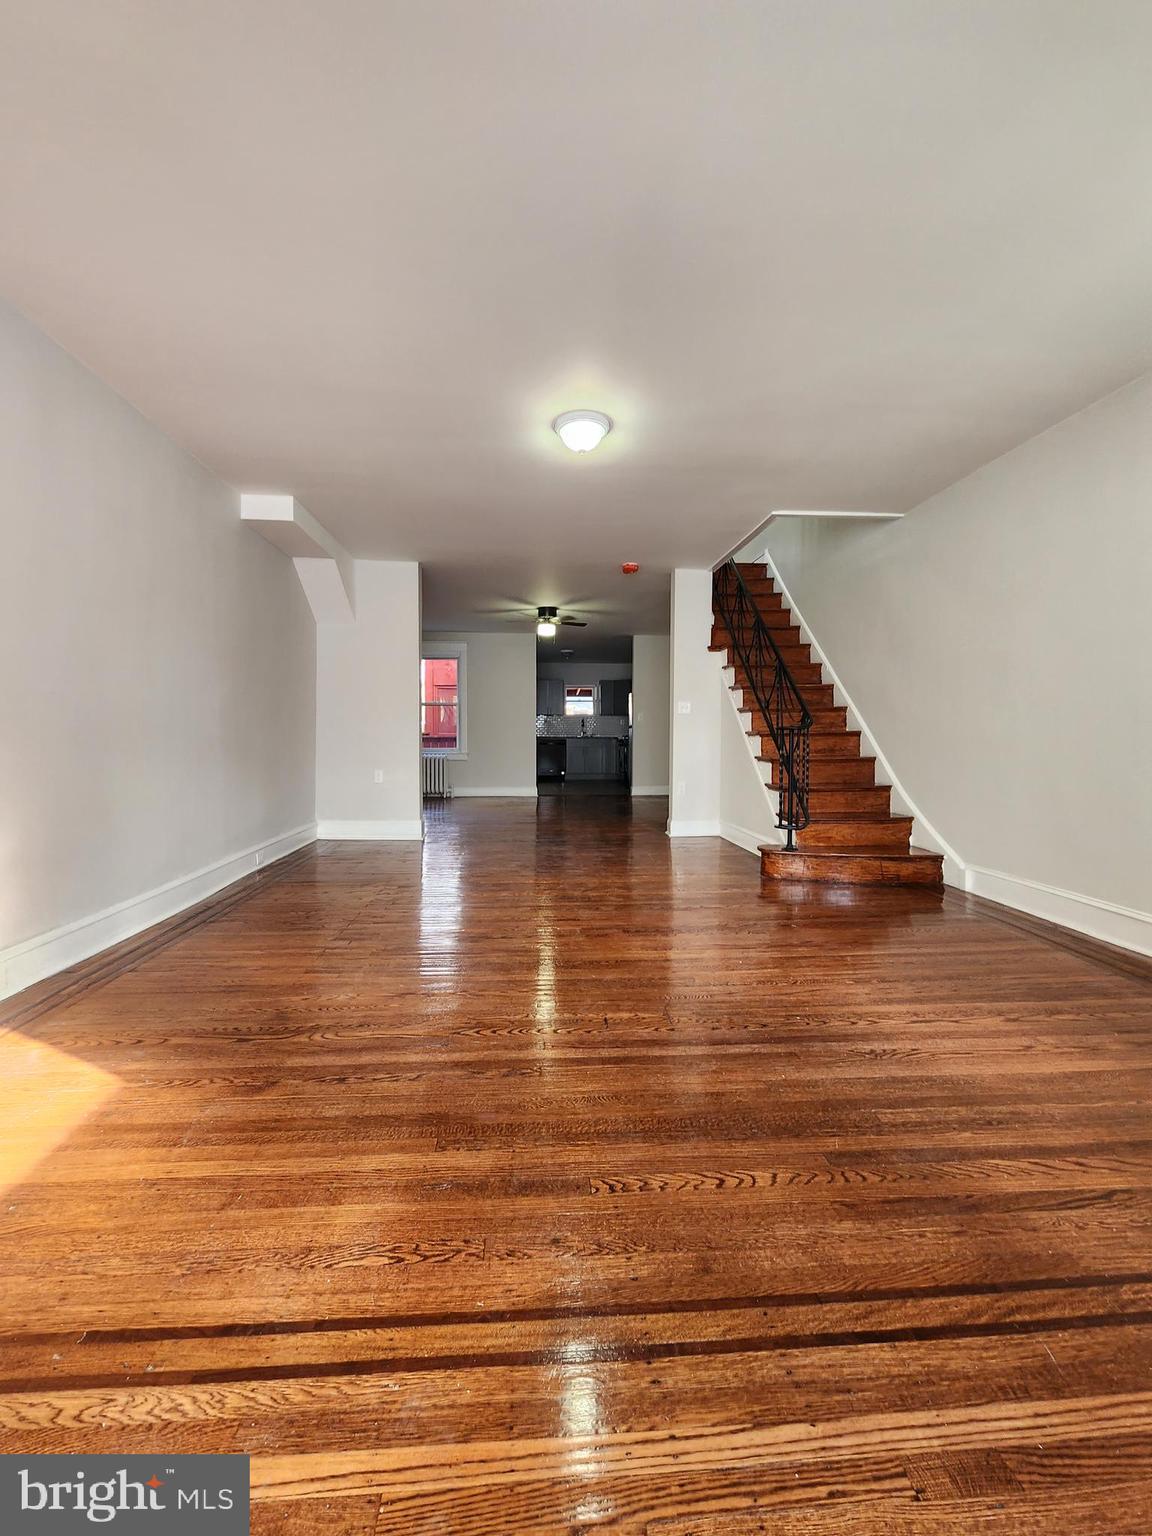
[0,1029,120,1197]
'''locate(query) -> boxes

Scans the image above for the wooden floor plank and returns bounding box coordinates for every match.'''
[649,1480,1152,1534]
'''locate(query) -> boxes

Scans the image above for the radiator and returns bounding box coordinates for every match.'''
[422,753,453,798]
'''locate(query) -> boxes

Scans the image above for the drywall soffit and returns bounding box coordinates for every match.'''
[240,493,354,622]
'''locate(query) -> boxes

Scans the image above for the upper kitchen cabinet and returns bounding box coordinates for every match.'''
[536,677,565,715]
[599,678,632,716]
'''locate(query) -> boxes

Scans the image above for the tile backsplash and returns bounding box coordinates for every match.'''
[536,714,630,739]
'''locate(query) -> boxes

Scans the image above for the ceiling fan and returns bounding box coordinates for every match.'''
[534,605,587,637]
[488,599,593,634]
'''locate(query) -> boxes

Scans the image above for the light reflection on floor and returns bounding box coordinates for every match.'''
[0,1030,120,1198]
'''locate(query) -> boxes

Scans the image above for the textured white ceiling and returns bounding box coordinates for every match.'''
[2,0,1150,642]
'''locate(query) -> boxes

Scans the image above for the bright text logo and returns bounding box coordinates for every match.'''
[2,1455,249,1532]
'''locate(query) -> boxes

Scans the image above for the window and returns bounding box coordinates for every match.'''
[564,685,595,716]
[421,644,467,755]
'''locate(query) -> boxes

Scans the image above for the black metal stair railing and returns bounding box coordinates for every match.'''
[712,559,812,849]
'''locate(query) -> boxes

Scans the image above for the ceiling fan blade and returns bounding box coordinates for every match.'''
[559,617,588,626]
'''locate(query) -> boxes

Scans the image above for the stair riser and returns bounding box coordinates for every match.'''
[796,820,912,852]
[815,765,878,788]
[732,662,825,688]
[736,680,835,709]
[805,788,892,815]
[714,611,798,632]
[712,627,810,651]
[765,759,877,788]
[717,584,784,604]
[761,848,944,889]
[712,642,816,670]
[719,599,784,618]
[756,735,863,761]
[748,709,848,735]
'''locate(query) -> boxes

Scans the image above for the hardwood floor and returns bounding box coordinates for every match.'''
[1,796,1150,1532]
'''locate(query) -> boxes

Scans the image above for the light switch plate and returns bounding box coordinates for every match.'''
[676,701,692,714]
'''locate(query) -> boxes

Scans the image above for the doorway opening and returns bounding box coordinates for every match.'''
[536,639,632,796]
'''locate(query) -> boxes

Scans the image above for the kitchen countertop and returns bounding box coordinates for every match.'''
[536,732,629,742]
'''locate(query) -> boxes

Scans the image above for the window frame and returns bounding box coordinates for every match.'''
[421,642,468,759]
[563,684,597,717]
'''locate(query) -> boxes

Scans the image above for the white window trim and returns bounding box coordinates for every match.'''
[421,641,468,759]
[563,683,597,717]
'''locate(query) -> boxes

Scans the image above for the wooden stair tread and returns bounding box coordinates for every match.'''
[755,735,862,754]
[767,844,941,861]
[805,811,911,823]
[750,727,849,740]
[752,731,860,743]
[792,777,878,788]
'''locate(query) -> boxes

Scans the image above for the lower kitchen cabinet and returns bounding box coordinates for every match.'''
[565,737,618,778]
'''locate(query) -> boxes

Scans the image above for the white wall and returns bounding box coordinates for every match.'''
[631,635,670,794]
[765,371,1152,951]
[668,570,722,835]
[316,560,423,838]
[0,298,316,997]
[719,674,782,855]
[425,630,537,795]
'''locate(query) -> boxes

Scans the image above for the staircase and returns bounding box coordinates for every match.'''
[711,561,944,889]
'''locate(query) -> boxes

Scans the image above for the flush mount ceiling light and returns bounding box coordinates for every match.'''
[553,409,612,453]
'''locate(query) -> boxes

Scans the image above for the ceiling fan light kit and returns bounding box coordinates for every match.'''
[553,410,612,453]
[535,604,587,637]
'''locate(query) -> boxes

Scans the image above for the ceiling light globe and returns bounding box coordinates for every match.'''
[537,620,557,638]
[553,410,612,453]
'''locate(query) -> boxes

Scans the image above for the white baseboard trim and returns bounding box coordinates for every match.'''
[965,865,1152,957]
[317,819,425,840]
[0,822,317,1003]
[631,785,670,796]
[447,788,538,797]
[667,819,723,837]
[720,821,772,856]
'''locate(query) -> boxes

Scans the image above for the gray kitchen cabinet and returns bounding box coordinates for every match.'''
[565,739,592,778]
[566,737,617,779]
[536,677,565,715]
[599,678,631,716]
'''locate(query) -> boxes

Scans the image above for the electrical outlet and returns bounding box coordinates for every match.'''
[677,700,692,714]
[374,769,384,783]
